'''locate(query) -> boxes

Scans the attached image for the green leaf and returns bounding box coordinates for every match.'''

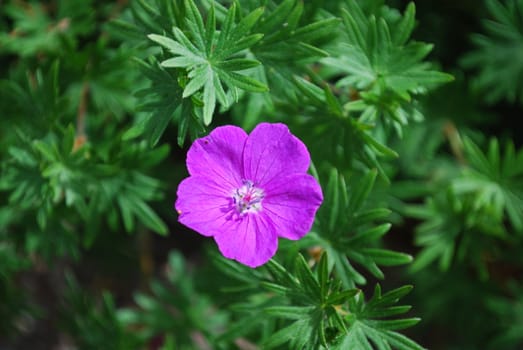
[132,58,184,147]
[380,329,426,350]
[264,305,316,319]
[348,168,378,213]
[373,318,421,331]
[131,197,168,235]
[333,322,374,350]
[326,289,360,305]
[256,0,295,33]
[361,249,413,266]
[227,7,264,44]
[264,319,310,349]
[290,18,340,42]
[148,34,196,58]
[217,70,269,92]
[183,64,211,98]
[148,3,267,126]
[203,75,216,125]
[461,0,523,104]
[295,253,322,300]
[216,58,261,71]
[337,285,424,350]
[184,0,206,52]
[117,196,134,232]
[33,140,58,161]
[323,0,452,136]
[317,252,329,297]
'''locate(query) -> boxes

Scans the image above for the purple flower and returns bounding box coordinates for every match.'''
[175,123,323,268]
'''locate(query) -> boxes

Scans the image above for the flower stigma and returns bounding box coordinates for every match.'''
[233,180,265,215]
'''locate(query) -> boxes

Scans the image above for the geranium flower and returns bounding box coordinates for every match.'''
[175,123,323,267]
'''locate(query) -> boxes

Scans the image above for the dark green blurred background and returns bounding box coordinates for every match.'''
[1,0,523,349]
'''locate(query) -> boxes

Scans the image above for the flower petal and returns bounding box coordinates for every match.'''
[243,123,310,186]
[187,125,247,189]
[175,176,233,237]
[262,173,323,240]
[214,215,278,267]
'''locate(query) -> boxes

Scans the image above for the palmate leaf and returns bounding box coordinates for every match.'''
[452,137,523,233]
[123,57,198,147]
[405,183,511,279]
[407,136,523,274]
[293,79,398,178]
[148,0,268,126]
[2,124,169,248]
[125,56,207,147]
[259,255,421,350]
[212,252,357,349]
[262,254,357,349]
[107,0,184,45]
[198,0,339,127]
[210,248,421,349]
[249,0,339,110]
[322,0,452,135]
[314,168,412,288]
[334,285,424,350]
[461,0,523,104]
[248,0,339,66]
[395,136,523,275]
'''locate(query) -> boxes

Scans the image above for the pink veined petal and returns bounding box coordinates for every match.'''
[175,176,233,237]
[186,125,247,189]
[213,214,278,268]
[261,173,323,240]
[243,123,310,187]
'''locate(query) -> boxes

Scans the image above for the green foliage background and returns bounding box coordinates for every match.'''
[1,0,522,349]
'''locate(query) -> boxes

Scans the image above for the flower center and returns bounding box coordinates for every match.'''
[233,180,264,215]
